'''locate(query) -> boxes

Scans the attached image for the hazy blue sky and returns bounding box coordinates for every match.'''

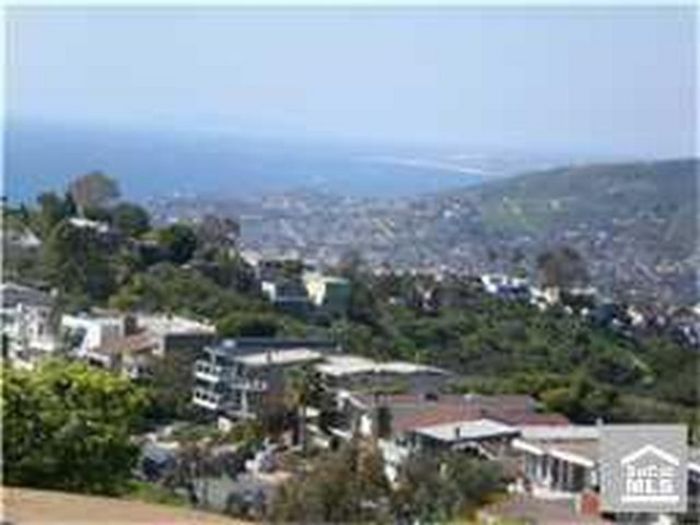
[6,7,696,158]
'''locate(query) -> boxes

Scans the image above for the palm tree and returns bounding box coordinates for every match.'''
[285,365,323,455]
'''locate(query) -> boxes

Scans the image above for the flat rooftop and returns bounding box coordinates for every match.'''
[138,314,215,335]
[316,354,448,377]
[234,348,324,367]
[519,425,600,442]
[413,418,519,443]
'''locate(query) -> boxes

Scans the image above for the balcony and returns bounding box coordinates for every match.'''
[192,387,222,411]
[194,360,226,383]
[229,378,268,392]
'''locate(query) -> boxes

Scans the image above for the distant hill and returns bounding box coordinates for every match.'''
[471,159,696,256]
[409,158,697,303]
[150,158,697,305]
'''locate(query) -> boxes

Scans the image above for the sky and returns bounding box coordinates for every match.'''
[5,6,697,158]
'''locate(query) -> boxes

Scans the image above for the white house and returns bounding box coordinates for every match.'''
[1,282,59,368]
[302,271,351,314]
[62,312,215,378]
[61,312,125,358]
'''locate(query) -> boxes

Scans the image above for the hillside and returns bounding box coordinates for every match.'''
[148,158,698,306]
[473,159,696,252]
[408,158,697,303]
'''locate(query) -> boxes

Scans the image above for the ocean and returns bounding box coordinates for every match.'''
[5,120,496,203]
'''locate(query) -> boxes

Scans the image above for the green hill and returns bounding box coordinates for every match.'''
[473,159,696,258]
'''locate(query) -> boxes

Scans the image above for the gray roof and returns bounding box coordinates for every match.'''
[1,282,53,309]
[413,418,519,443]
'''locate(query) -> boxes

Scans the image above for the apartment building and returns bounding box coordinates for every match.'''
[193,338,338,418]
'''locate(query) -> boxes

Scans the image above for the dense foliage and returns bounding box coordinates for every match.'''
[3,360,147,495]
[332,271,698,432]
[393,451,504,522]
[270,439,391,523]
[270,442,504,523]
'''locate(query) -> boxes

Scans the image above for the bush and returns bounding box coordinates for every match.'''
[3,360,147,495]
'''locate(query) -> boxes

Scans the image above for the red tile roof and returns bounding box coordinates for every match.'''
[97,331,158,356]
[392,404,485,434]
[358,392,570,435]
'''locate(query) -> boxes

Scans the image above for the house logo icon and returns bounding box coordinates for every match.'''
[620,444,680,504]
[600,424,687,513]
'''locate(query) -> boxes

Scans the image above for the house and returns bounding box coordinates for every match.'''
[333,391,568,483]
[1,282,58,368]
[302,271,351,315]
[136,314,216,358]
[68,216,111,234]
[315,354,450,394]
[512,424,601,497]
[62,312,215,379]
[405,418,520,457]
[61,312,127,359]
[338,392,567,442]
[87,330,159,379]
[192,338,338,419]
[480,273,530,300]
[511,425,700,524]
[260,278,312,316]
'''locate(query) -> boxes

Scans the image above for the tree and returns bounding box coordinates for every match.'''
[536,245,589,290]
[216,312,281,338]
[347,278,382,328]
[285,365,325,455]
[392,451,504,522]
[195,215,240,249]
[270,439,390,523]
[42,219,115,304]
[3,360,146,495]
[108,263,262,319]
[69,172,120,214]
[158,223,198,265]
[111,202,151,237]
[146,346,200,422]
[540,373,619,423]
[34,192,75,238]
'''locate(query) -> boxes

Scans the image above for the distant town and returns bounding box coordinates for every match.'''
[148,159,698,310]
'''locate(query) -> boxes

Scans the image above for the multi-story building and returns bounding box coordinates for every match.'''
[193,338,338,418]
